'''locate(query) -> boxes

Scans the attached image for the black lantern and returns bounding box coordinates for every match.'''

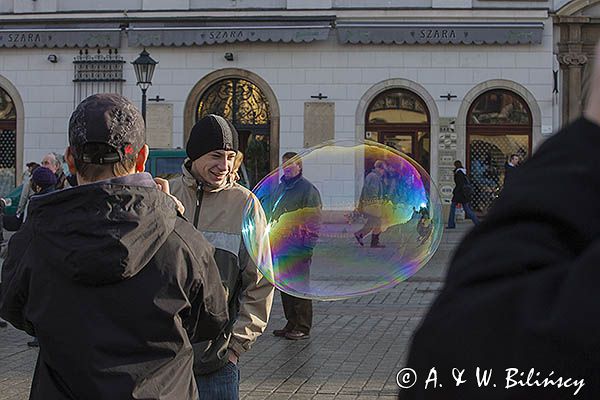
[131,49,158,124]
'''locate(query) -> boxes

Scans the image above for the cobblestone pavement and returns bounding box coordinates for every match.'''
[0,223,472,399]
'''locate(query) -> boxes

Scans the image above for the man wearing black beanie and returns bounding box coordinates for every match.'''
[170,114,274,400]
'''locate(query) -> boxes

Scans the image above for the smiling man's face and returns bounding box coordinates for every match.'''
[191,149,236,188]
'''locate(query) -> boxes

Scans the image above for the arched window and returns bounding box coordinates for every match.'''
[365,89,430,172]
[467,89,532,214]
[469,90,531,125]
[0,87,17,195]
[196,78,271,188]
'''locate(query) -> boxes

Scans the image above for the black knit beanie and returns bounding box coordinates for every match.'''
[186,114,239,161]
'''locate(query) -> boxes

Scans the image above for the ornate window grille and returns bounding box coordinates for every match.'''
[0,88,16,194]
[466,90,532,215]
[73,48,125,106]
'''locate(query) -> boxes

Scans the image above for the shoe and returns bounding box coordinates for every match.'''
[272,328,289,337]
[354,232,364,246]
[370,234,385,248]
[446,226,456,229]
[285,330,310,340]
[27,339,39,347]
[0,320,7,328]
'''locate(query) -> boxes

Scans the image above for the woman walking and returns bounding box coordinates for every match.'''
[447,160,480,229]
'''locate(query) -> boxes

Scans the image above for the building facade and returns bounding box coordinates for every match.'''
[0,0,559,214]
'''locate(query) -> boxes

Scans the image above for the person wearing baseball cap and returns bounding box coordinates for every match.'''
[170,114,274,399]
[0,94,228,400]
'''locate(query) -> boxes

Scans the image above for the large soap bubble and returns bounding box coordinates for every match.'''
[242,140,443,301]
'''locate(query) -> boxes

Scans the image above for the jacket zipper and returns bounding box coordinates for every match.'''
[193,183,204,228]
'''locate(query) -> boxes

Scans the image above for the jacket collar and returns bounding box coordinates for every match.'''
[281,172,303,188]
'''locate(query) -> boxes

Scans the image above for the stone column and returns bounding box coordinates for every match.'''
[557,16,590,124]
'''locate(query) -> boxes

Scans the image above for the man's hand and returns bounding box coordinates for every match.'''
[228,351,239,365]
[154,177,185,215]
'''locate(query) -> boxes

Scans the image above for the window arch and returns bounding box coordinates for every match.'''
[468,90,531,126]
[365,88,431,172]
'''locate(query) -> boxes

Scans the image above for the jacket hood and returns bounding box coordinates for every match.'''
[181,158,234,193]
[26,173,178,286]
[455,167,467,175]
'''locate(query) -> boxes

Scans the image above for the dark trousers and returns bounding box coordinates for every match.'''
[277,254,313,334]
[281,291,312,334]
[447,201,480,228]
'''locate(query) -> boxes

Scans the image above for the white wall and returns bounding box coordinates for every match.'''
[0,0,554,13]
[0,15,553,179]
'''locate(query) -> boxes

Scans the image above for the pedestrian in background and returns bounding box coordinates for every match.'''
[355,160,387,248]
[268,152,322,341]
[21,166,58,348]
[16,162,40,217]
[40,152,69,190]
[447,160,479,229]
[503,153,520,187]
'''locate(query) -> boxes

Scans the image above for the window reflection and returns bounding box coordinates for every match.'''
[469,90,530,125]
[367,90,429,124]
[0,89,16,121]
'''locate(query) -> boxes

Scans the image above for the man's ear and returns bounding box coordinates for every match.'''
[135,145,149,173]
[64,147,77,175]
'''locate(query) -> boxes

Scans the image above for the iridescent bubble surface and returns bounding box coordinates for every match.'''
[242,140,443,300]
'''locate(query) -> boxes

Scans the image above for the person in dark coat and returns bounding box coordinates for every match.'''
[267,152,322,341]
[401,43,600,399]
[22,166,58,348]
[0,94,228,400]
[447,160,480,229]
[503,153,520,187]
[355,160,387,248]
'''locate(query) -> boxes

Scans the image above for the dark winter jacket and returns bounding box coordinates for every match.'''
[504,162,518,186]
[451,167,471,204]
[267,173,322,251]
[0,172,228,400]
[403,117,600,399]
[170,162,273,375]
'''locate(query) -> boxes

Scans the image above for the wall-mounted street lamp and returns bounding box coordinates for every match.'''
[131,49,158,125]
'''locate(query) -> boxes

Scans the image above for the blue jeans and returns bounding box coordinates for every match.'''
[196,362,240,400]
[447,201,480,228]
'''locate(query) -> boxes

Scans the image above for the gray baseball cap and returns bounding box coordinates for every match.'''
[69,93,145,164]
